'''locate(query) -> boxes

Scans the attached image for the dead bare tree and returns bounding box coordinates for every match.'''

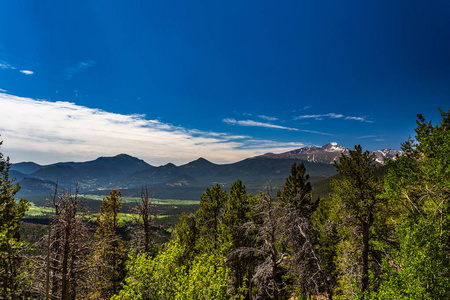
[246,185,288,300]
[29,185,95,300]
[240,168,333,300]
[130,185,155,254]
[282,200,333,300]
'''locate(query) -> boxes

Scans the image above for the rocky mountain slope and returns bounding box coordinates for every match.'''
[260,142,400,164]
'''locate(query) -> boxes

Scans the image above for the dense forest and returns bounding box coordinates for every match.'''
[1,109,449,299]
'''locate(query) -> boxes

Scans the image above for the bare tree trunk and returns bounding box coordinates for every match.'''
[45,222,51,300]
[61,220,71,300]
[297,224,333,300]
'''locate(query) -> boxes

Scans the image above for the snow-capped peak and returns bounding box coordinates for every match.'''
[323,142,347,152]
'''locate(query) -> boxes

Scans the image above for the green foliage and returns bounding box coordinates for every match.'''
[311,196,339,294]
[196,184,227,251]
[331,145,390,296]
[96,189,123,235]
[173,213,198,266]
[114,240,230,300]
[92,189,127,299]
[223,179,251,228]
[280,162,312,210]
[369,217,450,300]
[0,141,30,299]
[370,108,450,299]
[222,179,257,298]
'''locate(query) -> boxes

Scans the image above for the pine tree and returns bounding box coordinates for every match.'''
[0,140,29,299]
[196,184,227,252]
[91,189,126,299]
[280,162,313,213]
[331,145,390,296]
[223,179,255,298]
[373,108,450,299]
[280,163,332,299]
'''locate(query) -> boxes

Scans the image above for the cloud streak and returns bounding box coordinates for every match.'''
[223,118,332,136]
[258,115,278,121]
[1,61,34,75]
[0,92,307,165]
[66,60,96,79]
[223,118,299,131]
[0,61,15,70]
[20,70,34,75]
[295,112,372,123]
[356,135,376,139]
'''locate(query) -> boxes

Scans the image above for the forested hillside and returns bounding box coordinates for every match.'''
[1,109,449,299]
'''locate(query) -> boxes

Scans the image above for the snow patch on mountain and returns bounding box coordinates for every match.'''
[261,143,400,165]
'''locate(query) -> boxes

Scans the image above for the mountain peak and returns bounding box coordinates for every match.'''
[161,162,177,168]
[322,142,347,152]
[96,153,138,161]
[192,157,214,165]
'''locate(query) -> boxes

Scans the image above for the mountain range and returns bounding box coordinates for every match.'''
[11,143,400,201]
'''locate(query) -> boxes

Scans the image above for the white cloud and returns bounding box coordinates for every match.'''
[345,116,372,123]
[66,60,96,79]
[0,89,6,92]
[356,135,376,139]
[295,112,372,123]
[223,118,332,136]
[223,118,299,131]
[258,115,278,121]
[0,61,15,70]
[1,61,34,75]
[0,92,308,165]
[20,70,34,75]
[295,113,343,120]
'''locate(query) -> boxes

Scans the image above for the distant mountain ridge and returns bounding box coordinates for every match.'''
[11,143,400,200]
[260,142,400,165]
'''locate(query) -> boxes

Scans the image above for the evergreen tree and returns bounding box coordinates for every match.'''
[91,189,126,299]
[331,145,391,296]
[0,140,29,299]
[223,179,255,298]
[173,213,198,268]
[196,184,227,252]
[372,108,450,299]
[280,163,331,298]
[280,162,313,214]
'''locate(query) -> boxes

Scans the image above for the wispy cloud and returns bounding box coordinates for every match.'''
[66,60,96,79]
[0,92,307,165]
[20,70,34,75]
[223,118,299,131]
[345,116,372,122]
[258,115,278,121]
[1,61,34,75]
[356,135,376,139]
[295,113,343,120]
[223,118,332,136]
[295,112,372,123]
[0,61,15,70]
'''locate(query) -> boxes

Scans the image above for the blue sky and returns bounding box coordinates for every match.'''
[1,0,449,165]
